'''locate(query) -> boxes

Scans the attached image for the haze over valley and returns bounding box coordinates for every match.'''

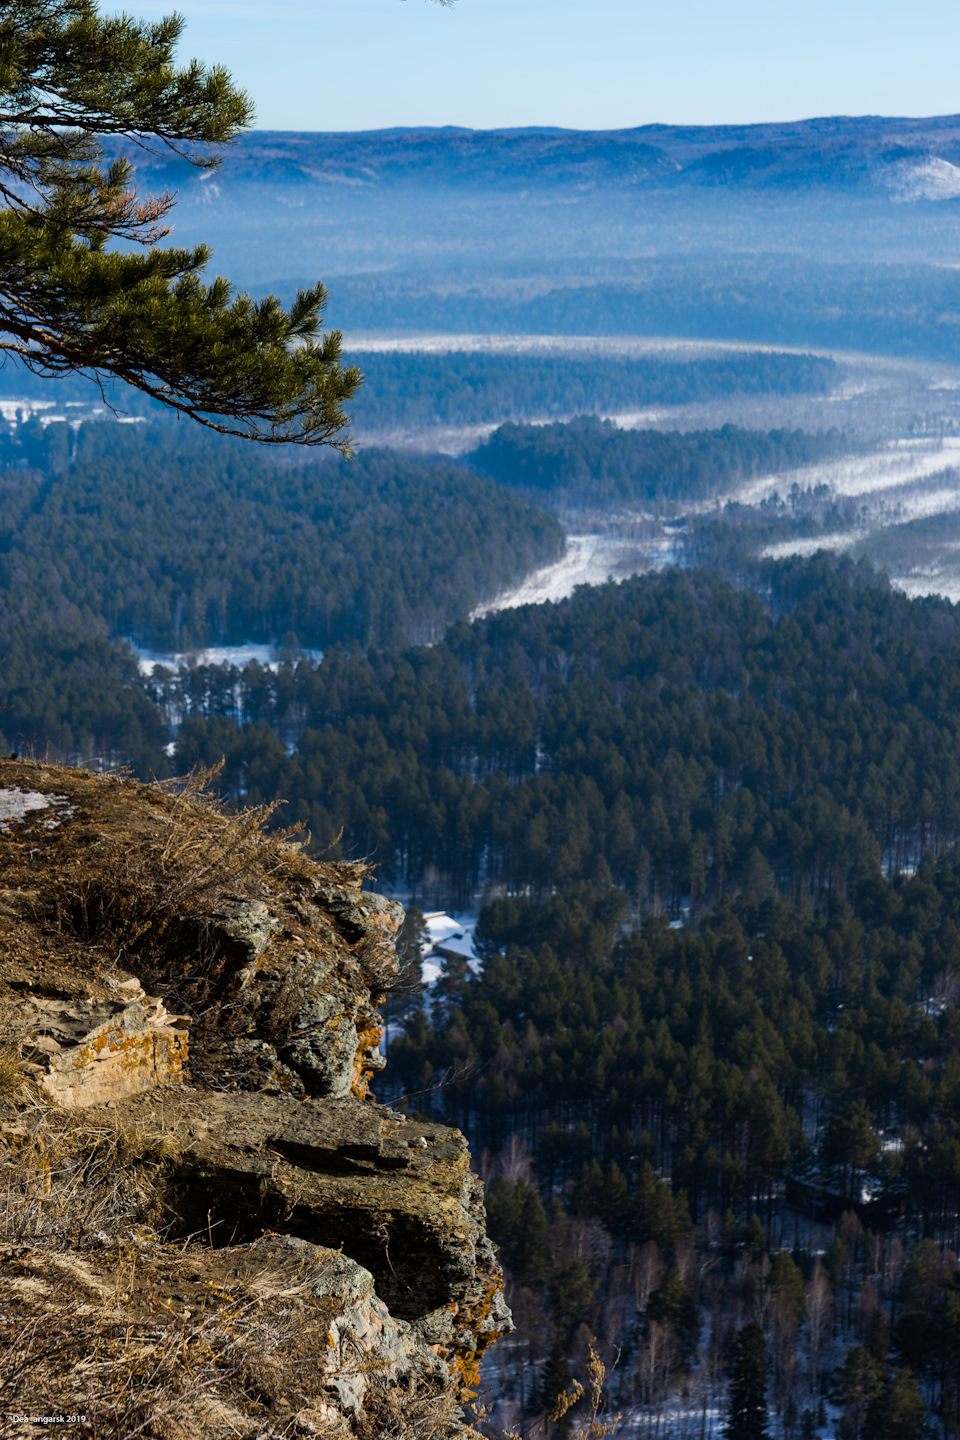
[10,114,960,622]
[8,102,960,1439]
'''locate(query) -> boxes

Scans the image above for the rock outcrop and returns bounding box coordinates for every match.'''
[24,984,189,1108]
[0,759,509,1438]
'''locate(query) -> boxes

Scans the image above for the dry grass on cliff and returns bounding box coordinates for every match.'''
[0,762,469,1438]
[0,1108,308,1439]
[0,1283,321,1440]
[0,1242,467,1440]
[0,1114,470,1440]
[0,1101,182,1251]
[57,764,292,961]
[0,1045,27,1097]
[0,759,361,1047]
[352,1372,466,1440]
[0,760,352,971]
[0,1111,232,1438]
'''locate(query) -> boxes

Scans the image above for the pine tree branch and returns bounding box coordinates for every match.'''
[0,0,366,444]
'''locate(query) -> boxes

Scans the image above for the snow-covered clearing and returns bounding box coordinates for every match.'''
[881,482,960,524]
[761,532,855,560]
[344,333,821,361]
[885,155,960,202]
[744,443,960,606]
[472,534,672,617]
[737,437,960,507]
[0,396,131,427]
[894,570,960,605]
[470,441,960,620]
[0,398,58,423]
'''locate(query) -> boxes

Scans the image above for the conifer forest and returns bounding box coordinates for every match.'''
[4,342,960,1438]
[13,4,960,1436]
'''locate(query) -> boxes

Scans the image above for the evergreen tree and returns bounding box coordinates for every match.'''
[769,1250,806,1328]
[832,1347,883,1440]
[799,1409,819,1440]
[484,1176,550,1288]
[546,1258,597,1340]
[724,1323,770,1440]
[866,1369,926,1440]
[647,1266,700,1365]
[539,1336,576,1437]
[0,0,364,442]
[822,1100,881,1202]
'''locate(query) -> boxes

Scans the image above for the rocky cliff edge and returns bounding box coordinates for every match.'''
[0,760,509,1438]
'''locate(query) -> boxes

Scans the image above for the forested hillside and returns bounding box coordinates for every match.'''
[0,421,560,763]
[0,423,561,652]
[330,257,960,366]
[164,558,953,911]
[152,558,960,1435]
[6,464,960,1428]
[0,348,840,432]
[346,349,840,434]
[470,417,852,508]
[390,869,960,1434]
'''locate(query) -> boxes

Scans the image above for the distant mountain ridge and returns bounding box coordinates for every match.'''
[121,115,960,198]
[97,116,960,352]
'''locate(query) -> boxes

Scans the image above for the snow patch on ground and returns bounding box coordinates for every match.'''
[756,460,960,568]
[0,396,122,427]
[886,483,960,524]
[599,407,671,428]
[736,438,960,507]
[0,788,74,831]
[0,398,58,424]
[894,570,960,605]
[134,643,323,675]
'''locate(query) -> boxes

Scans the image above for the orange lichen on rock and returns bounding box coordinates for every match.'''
[41,1019,189,1108]
[352,1012,385,1100]
[449,1262,512,1396]
[23,990,190,1108]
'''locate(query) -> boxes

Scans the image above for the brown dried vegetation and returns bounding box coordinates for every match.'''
[0,1100,460,1439]
[0,760,489,1438]
[0,759,374,1094]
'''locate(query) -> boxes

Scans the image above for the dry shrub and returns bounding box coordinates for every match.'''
[541,1341,621,1440]
[0,1045,27,1097]
[61,764,292,958]
[355,1369,463,1440]
[0,1108,179,1251]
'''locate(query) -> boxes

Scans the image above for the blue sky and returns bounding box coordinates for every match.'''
[128,0,960,132]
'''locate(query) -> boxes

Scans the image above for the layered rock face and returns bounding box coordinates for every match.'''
[0,760,509,1437]
[24,984,189,1108]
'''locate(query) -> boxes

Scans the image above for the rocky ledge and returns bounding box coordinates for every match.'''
[0,760,509,1438]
